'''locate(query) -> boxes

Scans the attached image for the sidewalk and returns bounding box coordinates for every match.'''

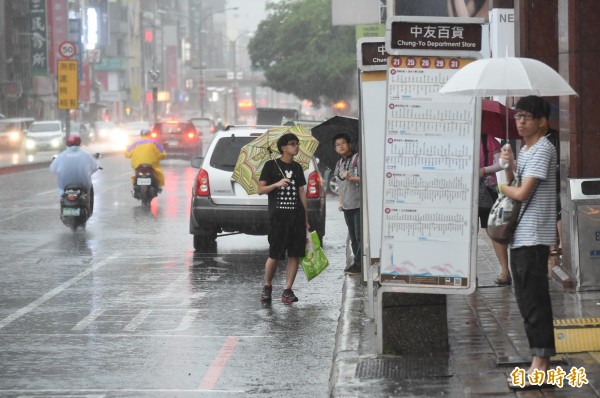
[330,231,600,397]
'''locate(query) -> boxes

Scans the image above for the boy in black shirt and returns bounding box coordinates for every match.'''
[258,133,309,303]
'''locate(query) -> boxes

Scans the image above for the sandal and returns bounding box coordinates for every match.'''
[495,273,512,285]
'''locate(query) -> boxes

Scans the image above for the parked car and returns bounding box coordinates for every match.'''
[150,119,202,159]
[190,117,215,135]
[24,120,66,153]
[0,117,35,150]
[189,126,326,251]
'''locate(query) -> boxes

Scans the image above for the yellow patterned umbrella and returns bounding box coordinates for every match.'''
[232,125,319,195]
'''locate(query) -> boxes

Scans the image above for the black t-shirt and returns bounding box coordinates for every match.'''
[259,158,306,213]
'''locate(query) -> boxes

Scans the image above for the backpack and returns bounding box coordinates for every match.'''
[336,153,359,176]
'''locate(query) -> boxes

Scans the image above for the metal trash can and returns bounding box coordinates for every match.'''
[568,178,600,291]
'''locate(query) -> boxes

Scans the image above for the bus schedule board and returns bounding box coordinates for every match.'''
[379,54,480,294]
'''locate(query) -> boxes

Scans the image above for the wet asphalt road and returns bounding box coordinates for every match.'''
[0,152,348,397]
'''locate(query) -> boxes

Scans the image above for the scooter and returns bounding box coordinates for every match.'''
[60,185,92,232]
[56,153,101,232]
[133,164,160,206]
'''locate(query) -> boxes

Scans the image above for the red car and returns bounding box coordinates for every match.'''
[150,120,202,159]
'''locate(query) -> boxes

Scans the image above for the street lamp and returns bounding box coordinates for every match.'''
[231,31,254,124]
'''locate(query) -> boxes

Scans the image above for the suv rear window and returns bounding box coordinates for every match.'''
[210,136,255,172]
[156,122,190,134]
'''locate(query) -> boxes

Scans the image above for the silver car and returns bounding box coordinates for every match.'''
[24,120,66,153]
[189,126,326,251]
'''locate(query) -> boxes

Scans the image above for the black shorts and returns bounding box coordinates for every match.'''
[268,210,306,260]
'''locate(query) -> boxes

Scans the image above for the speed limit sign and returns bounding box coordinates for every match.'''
[58,41,77,58]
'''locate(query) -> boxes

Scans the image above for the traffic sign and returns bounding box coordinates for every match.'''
[58,41,77,58]
[57,60,79,110]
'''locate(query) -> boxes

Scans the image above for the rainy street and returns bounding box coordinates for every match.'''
[0,152,348,397]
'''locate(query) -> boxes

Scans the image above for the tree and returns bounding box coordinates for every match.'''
[248,0,356,106]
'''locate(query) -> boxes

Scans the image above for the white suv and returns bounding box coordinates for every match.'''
[189,126,326,251]
[24,120,66,153]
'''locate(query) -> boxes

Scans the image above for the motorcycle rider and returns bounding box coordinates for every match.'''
[49,135,99,214]
[124,128,167,192]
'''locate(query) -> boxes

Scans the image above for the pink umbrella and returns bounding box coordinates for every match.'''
[481,99,519,140]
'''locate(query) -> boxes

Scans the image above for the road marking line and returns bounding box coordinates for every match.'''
[198,336,240,390]
[0,254,120,330]
[173,309,200,331]
[72,309,105,331]
[35,189,57,196]
[123,309,153,332]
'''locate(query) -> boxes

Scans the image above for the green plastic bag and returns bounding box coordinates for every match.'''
[301,231,329,281]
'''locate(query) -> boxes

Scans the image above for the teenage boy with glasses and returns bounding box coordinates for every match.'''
[258,133,309,303]
[500,96,557,389]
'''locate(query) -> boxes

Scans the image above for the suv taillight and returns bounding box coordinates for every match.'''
[186,128,198,142]
[195,168,210,196]
[306,170,321,198]
[150,130,159,139]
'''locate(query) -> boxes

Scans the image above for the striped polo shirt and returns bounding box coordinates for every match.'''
[511,136,557,248]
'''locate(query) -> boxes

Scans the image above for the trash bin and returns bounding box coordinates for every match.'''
[568,178,600,291]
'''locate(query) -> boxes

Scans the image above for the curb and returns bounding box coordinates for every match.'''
[329,275,368,397]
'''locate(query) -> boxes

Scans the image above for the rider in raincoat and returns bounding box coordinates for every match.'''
[50,135,99,194]
[124,129,167,188]
[49,135,99,211]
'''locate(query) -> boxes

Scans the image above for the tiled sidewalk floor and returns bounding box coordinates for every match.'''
[331,230,600,397]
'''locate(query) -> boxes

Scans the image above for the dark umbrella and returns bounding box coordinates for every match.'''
[311,116,359,170]
[481,99,519,140]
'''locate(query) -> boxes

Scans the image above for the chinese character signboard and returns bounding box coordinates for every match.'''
[358,39,389,71]
[387,17,482,55]
[30,0,49,76]
[48,0,68,75]
[57,60,78,110]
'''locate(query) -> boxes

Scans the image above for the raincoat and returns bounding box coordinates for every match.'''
[124,138,167,186]
[49,146,99,194]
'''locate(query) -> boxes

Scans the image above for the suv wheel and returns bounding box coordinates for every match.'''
[193,231,217,251]
[328,174,339,195]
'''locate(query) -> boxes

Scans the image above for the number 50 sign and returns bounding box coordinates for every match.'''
[58,41,77,59]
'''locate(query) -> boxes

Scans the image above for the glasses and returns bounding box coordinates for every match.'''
[513,112,535,120]
[286,142,299,147]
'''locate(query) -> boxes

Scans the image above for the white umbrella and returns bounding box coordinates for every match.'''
[439,56,577,145]
[439,56,577,97]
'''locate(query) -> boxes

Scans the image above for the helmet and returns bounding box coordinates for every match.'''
[66,135,81,147]
[140,128,151,137]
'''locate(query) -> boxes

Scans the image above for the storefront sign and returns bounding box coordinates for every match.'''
[30,0,49,76]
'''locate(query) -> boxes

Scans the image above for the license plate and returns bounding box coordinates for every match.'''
[62,207,81,216]
[137,177,151,186]
[167,140,179,146]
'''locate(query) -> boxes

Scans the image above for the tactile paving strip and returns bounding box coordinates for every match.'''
[554,317,600,353]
